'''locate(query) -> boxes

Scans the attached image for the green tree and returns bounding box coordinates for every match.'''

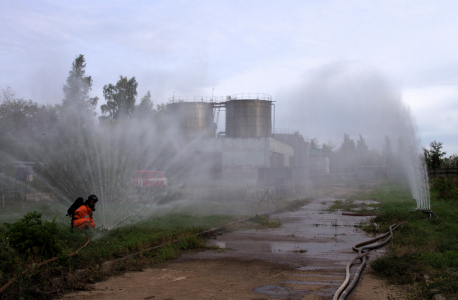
[62,54,98,110]
[101,76,138,121]
[356,134,368,153]
[310,138,320,149]
[356,134,371,166]
[134,90,156,119]
[0,87,59,160]
[156,103,167,112]
[442,154,458,168]
[340,134,356,153]
[336,134,357,174]
[429,141,446,171]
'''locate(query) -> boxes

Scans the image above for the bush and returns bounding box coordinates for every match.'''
[371,255,424,284]
[3,211,62,260]
[431,177,458,200]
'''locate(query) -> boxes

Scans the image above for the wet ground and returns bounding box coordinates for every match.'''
[186,197,382,271]
[177,197,388,298]
[61,197,405,300]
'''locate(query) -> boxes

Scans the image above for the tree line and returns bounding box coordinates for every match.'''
[310,134,457,176]
[310,134,404,175]
[423,141,458,171]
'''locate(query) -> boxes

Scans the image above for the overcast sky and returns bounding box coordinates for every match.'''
[1,0,457,154]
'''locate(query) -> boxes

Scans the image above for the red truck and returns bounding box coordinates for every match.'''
[132,170,167,188]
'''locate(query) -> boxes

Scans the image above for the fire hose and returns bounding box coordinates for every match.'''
[333,209,438,300]
[0,237,90,295]
[333,223,404,300]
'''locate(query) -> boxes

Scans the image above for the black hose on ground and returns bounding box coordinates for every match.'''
[334,207,440,300]
[333,223,404,300]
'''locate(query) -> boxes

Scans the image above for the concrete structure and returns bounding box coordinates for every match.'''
[309,148,330,175]
[187,137,294,187]
[273,130,310,185]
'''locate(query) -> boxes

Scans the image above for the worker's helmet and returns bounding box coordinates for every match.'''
[86,195,98,210]
[87,194,98,203]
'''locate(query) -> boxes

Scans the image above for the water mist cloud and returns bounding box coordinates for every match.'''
[278,62,417,151]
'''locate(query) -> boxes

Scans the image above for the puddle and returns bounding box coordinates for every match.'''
[353,200,380,205]
[292,273,344,278]
[252,285,311,300]
[214,241,226,248]
[270,242,309,254]
[279,280,340,286]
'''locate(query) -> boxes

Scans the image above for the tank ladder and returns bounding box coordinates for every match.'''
[213,102,225,126]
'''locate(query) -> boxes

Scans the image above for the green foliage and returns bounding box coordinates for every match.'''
[361,182,458,298]
[442,153,458,168]
[249,214,281,228]
[3,211,62,260]
[0,227,20,281]
[424,141,447,171]
[62,54,98,110]
[371,255,424,284]
[101,75,138,121]
[310,138,320,149]
[431,177,458,200]
[0,87,60,160]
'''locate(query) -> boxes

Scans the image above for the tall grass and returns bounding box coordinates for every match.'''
[360,179,458,298]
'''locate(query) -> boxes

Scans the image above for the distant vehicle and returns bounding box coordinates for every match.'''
[132,170,167,188]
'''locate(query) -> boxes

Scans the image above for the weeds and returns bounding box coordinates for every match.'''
[248,214,281,229]
[355,180,458,299]
[3,211,62,260]
[274,198,310,213]
[292,248,307,253]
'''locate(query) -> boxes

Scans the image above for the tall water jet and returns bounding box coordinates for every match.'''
[279,62,430,210]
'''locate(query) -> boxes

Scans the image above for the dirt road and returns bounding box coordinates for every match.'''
[61,197,405,300]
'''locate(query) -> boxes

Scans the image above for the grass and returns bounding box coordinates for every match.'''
[248,214,281,229]
[353,179,458,299]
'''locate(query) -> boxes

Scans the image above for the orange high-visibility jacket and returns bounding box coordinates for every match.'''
[72,205,95,230]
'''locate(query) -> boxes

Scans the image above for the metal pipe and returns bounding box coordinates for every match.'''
[272,103,275,134]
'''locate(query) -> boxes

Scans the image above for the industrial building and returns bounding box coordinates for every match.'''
[166,94,310,188]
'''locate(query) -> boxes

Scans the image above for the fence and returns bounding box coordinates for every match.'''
[0,188,56,208]
[429,168,458,179]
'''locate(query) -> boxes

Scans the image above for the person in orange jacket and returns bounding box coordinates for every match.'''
[73,195,98,230]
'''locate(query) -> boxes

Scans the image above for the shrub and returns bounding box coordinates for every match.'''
[3,211,62,260]
[431,177,458,200]
[371,255,424,284]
